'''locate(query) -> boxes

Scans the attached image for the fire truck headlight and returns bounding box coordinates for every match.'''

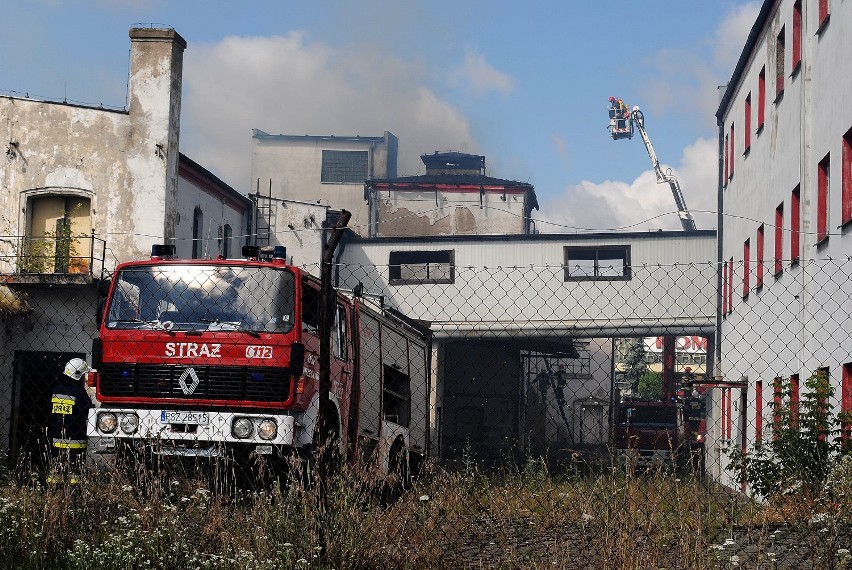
[232,417,254,439]
[119,413,139,435]
[97,412,118,434]
[258,419,277,441]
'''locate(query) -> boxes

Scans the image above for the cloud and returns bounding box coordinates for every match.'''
[536,137,718,233]
[180,32,477,191]
[450,50,515,96]
[639,1,761,126]
[713,2,762,71]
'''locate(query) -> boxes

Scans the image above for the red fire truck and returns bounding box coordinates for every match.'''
[87,244,430,481]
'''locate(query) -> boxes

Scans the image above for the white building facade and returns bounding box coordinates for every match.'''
[714,0,852,486]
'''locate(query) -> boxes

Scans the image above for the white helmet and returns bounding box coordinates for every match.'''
[64,358,91,381]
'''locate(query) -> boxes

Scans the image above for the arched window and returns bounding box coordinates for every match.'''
[26,195,91,274]
[192,207,203,259]
[223,224,233,258]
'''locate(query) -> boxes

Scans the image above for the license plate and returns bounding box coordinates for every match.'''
[160,411,210,425]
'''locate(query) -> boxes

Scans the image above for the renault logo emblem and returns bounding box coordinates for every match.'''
[178,367,200,395]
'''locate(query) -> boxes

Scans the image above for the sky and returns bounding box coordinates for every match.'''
[1,0,761,233]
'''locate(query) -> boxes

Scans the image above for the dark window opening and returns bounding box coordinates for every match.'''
[564,246,631,281]
[776,27,785,99]
[301,282,321,334]
[383,364,410,427]
[192,207,203,259]
[389,250,454,284]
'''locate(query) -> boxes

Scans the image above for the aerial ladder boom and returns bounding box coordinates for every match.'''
[608,99,697,232]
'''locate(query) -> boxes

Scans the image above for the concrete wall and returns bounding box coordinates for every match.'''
[374,187,530,237]
[250,132,398,236]
[0,27,185,272]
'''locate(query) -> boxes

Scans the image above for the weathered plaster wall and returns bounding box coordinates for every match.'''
[375,189,528,237]
[0,28,185,272]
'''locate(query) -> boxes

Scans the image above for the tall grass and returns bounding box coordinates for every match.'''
[0,453,849,569]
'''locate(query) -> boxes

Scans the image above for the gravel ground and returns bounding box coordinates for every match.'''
[432,516,852,569]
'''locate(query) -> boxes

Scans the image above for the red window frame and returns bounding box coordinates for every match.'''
[742,239,750,298]
[773,377,783,437]
[776,28,785,98]
[774,203,784,276]
[817,154,830,243]
[729,124,735,178]
[756,225,764,288]
[792,1,802,71]
[728,258,734,313]
[755,380,764,442]
[758,67,766,130]
[842,363,852,446]
[744,94,752,152]
[722,259,729,315]
[843,127,852,225]
[819,0,830,29]
[791,186,801,262]
[790,373,800,428]
[724,134,729,183]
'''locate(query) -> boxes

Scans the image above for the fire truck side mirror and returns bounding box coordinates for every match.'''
[289,342,305,378]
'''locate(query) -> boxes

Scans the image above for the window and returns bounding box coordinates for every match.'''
[728,257,734,313]
[842,363,852,446]
[332,303,348,360]
[791,186,801,262]
[758,67,766,131]
[724,134,729,183]
[383,365,411,426]
[818,0,830,30]
[756,225,764,289]
[729,124,735,179]
[773,377,783,435]
[817,153,830,243]
[722,259,729,315]
[222,224,233,258]
[321,150,368,183]
[776,27,785,99]
[26,195,92,274]
[744,94,751,153]
[843,128,852,225]
[192,207,203,259]
[743,239,750,299]
[564,246,631,281]
[790,373,800,428]
[755,380,764,442]
[775,203,784,276]
[389,250,454,284]
[301,282,321,334]
[792,1,802,72]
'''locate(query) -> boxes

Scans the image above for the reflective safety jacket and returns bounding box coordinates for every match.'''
[49,384,92,450]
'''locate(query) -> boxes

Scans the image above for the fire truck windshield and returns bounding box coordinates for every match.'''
[105,264,296,334]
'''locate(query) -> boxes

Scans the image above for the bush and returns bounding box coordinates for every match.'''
[727,369,848,498]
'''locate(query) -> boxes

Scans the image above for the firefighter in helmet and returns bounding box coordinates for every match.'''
[47,358,93,483]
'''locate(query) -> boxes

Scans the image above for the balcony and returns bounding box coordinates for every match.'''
[0,233,107,285]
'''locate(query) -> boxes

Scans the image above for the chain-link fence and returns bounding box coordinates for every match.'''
[0,256,850,569]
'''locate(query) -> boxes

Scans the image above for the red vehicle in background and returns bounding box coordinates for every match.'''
[87,244,430,482]
[614,400,687,470]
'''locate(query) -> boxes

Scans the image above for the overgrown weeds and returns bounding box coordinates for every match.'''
[1,451,850,569]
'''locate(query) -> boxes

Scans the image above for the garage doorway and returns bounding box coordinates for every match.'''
[9,351,84,470]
